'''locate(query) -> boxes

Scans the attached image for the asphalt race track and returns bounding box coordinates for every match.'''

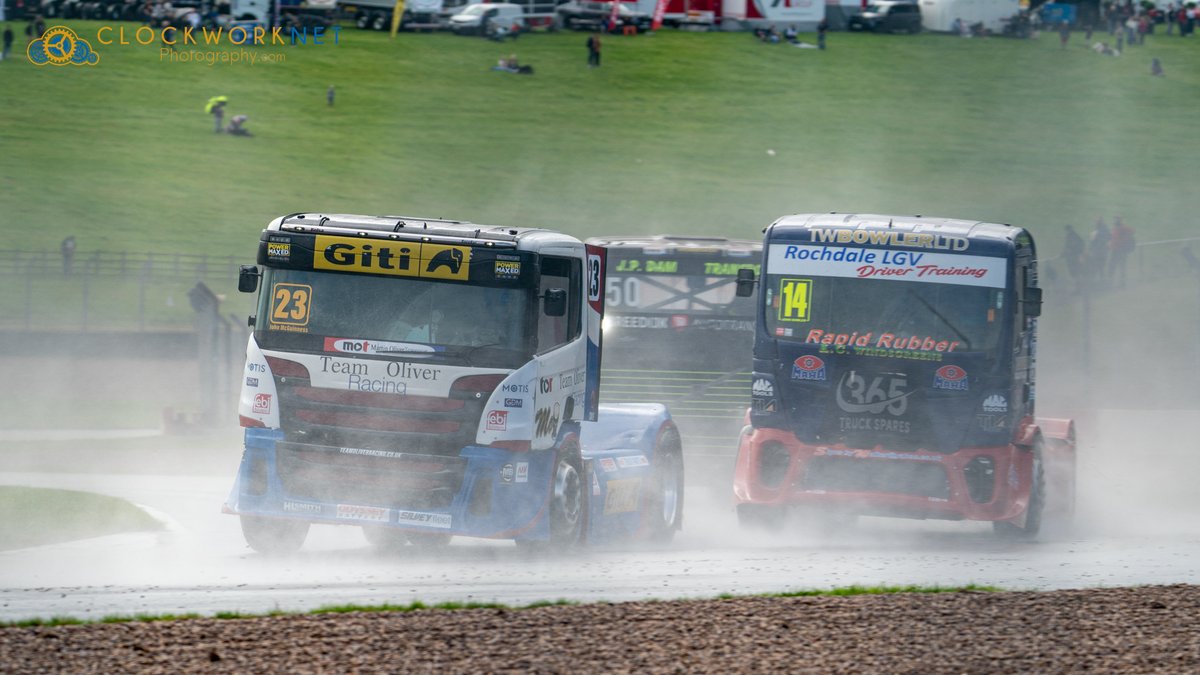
[2,410,1198,623]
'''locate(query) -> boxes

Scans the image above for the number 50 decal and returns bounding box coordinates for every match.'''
[270,283,312,326]
[777,278,812,322]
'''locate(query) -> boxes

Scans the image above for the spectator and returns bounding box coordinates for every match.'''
[817,18,828,49]
[783,24,798,43]
[162,20,177,51]
[61,236,76,277]
[34,15,45,39]
[206,96,227,133]
[1059,20,1070,47]
[2,24,12,61]
[327,84,335,106]
[1063,224,1085,290]
[586,31,601,67]
[1167,3,1176,35]
[1087,218,1111,288]
[1108,216,1135,288]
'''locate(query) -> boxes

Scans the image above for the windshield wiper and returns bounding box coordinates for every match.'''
[906,290,973,351]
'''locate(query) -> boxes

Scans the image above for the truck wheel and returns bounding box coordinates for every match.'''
[241,515,309,555]
[994,443,1045,540]
[548,446,586,547]
[372,13,388,31]
[737,503,785,531]
[646,429,684,543]
[356,12,370,29]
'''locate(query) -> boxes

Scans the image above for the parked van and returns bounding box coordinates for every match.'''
[448,2,526,34]
[848,1,922,32]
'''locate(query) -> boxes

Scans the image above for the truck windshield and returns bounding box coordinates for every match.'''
[255,268,533,361]
[605,274,746,314]
[765,275,1008,359]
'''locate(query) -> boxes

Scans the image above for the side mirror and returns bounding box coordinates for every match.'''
[544,288,568,317]
[1024,286,1042,318]
[735,268,757,297]
[238,265,260,293]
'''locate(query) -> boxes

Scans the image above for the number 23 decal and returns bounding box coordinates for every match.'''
[270,283,312,326]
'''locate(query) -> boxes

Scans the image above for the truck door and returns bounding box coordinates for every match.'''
[532,253,586,450]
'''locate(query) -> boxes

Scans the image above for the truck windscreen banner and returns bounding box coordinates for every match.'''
[767,243,1007,289]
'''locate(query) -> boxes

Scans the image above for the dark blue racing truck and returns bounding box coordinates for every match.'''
[733,213,1076,537]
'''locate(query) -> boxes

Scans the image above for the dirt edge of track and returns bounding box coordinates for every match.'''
[2,584,1197,673]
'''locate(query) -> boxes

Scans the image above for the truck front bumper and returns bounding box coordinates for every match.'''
[224,428,558,541]
[732,427,1034,523]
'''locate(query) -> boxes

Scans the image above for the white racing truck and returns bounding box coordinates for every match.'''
[224,213,683,553]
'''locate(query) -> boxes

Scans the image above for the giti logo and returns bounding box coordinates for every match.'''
[313,236,471,280]
[28,26,100,66]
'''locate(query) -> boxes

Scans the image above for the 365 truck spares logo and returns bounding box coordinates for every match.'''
[28,26,99,66]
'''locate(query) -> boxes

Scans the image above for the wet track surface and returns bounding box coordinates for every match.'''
[3,412,1200,623]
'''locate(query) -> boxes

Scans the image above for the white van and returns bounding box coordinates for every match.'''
[448,3,526,34]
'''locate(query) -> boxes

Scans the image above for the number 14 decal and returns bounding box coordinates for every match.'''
[777,278,811,322]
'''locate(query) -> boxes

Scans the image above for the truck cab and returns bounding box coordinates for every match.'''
[225,214,682,553]
[734,213,1075,537]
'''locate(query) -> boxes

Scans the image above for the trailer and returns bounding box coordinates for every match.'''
[918,0,1018,33]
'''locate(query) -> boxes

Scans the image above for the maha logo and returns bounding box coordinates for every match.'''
[29,26,100,66]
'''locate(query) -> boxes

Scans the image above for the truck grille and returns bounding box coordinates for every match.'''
[802,455,950,500]
[276,441,467,510]
[274,376,483,456]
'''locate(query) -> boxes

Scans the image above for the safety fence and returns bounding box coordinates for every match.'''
[0,249,252,332]
[3,235,1199,332]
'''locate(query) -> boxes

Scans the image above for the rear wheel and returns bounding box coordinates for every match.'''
[645,429,684,543]
[241,515,309,555]
[994,443,1045,540]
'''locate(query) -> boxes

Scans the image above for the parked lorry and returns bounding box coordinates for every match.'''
[732,213,1076,538]
[224,213,683,553]
[585,235,760,485]
[341,0,446,30]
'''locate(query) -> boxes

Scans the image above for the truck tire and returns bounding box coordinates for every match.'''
[645,428,684,543]
[372,13,388,31]
[994,443,1045,540]
[241,515,309,555]
[356,12,371,29]
[737,503,785,531]
[548,444,586,547]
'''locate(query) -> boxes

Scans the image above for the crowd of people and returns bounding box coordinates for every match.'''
[1060,217,1137,293]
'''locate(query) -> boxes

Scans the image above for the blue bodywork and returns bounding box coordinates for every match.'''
[226,403,674,544]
